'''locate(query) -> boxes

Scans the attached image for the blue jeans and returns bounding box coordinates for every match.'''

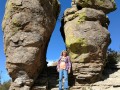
[59,69,68,90]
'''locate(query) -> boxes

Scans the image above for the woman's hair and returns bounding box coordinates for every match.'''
[60,50,68,56]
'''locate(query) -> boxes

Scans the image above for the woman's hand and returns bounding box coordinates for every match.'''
[57,69,59,72]
[68,69,71,74]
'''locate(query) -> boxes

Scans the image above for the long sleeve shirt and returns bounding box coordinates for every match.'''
[57,56,71,71]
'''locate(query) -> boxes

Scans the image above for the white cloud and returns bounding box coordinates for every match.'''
[47,59,58,66]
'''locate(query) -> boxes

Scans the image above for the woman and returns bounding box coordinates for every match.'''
[57,50,71,90]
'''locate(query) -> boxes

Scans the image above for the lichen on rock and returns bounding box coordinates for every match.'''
[74,0,117,13]
[61,0,116,85]
[2,0,117,89]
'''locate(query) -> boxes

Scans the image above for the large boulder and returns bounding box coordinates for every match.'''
[72,0,116,13]
[2,0,60,89]
[61,1,116,84]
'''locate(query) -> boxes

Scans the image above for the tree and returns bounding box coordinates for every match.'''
[107,48,118,64]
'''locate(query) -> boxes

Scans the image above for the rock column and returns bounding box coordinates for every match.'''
[2,0,60,89]
[61,0,116,84]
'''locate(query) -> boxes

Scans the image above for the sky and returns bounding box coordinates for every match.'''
[0,0,120,83]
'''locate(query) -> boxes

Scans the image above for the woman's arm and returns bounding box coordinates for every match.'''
[56,56,61,71]
[67,56,71,70]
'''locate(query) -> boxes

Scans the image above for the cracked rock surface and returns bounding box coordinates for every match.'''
[2,0,60,89]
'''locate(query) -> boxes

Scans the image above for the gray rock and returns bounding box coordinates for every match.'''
[2,0,117,89]
[61,0,116,84]
[2,0,60,89]
[73,0,117,14]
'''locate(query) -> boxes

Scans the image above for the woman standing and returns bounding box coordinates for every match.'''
[57,50,71,90]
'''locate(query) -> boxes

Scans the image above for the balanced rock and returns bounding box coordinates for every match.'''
[72,0,116,14]
[61,0,116,84]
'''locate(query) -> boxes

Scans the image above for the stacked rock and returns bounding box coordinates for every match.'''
[61,0,116,84]
[2,0,60,89]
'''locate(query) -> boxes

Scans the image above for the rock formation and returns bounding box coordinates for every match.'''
[2,0,117,90]
[60,0,116,84]
[2,0,60,89]
[70,61,120,90]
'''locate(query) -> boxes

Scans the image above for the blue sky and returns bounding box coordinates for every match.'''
[0,0,120,83]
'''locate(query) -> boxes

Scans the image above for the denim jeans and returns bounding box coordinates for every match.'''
[59,69,68,90]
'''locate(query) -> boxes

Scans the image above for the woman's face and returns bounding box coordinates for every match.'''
[63,52,67,56]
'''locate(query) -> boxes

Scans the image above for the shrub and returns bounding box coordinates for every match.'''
[0,80,11,90]
[106,48,118,64]
[116,53,120,62]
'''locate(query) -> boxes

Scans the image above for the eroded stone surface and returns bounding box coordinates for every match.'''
[70,62,120,90]
[2,0,117,90]
[60,0,116,84]
[72,0,116,14]
[2,0,60,89]
[41,62,120,90]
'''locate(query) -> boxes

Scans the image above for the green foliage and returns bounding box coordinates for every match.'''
[0,80,11,90]
[106,48,118,64]
[105,48,120,69]
[117,53,120,62]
